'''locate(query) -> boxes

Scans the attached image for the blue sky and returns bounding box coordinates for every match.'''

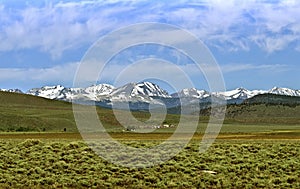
[0,0,299,92]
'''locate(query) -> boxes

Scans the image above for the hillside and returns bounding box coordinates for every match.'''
[0,91,299,132]
[199,94,300,124]
[0,91,77,132]
[224,104,300,124]
[244,93,300,105]
[226,94,300,124]
[0,91,180,132]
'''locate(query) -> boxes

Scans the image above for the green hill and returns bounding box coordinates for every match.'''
[0,91,180,132]
[1,91,299,132]
[244,93,300,106]
[198,94,300,124]
[226,94,300,124]
[0,91,77,132]
[224,103,300,124]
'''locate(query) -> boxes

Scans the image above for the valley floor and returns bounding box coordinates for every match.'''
[0,131,299,188]
[1,123,299,140]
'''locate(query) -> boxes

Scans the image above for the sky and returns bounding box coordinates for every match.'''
[0,0,299,93]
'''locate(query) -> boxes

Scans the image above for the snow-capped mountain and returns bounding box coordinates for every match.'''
[27,85,66,99]
[24,82,170,108]
[106,82,171,108]
[110,82,170,99]
[268,87,300,97]
[213,87,267,101]
[171,87,269,104]
[0,88,23,93]
[25,82,170,102]
[171,88,210,99]
[210,87,300,103]
[25,84,300,101]
[69,84,115,101]
[27,84,114,101]
[85,84,114,95]
[4,83,295,110]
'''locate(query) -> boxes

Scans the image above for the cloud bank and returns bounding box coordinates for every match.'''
[0,60,288,91]
[0,0,300,58]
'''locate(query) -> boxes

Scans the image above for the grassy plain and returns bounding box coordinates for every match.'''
[0,138,299,188]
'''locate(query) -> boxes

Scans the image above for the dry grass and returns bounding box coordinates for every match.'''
[0,131,299,140]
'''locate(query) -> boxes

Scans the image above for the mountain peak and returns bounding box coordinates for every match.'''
[43,85,64,89]
[27,85,66,99]
[269,86,300,96]
[236,87,247,91]
[6,83,298,106]
[171,88,210,99]
[85,84,114,95]
[212,87,266,101]
[27,84,115,101]
[0,88,23,93]
[111,81,170,98]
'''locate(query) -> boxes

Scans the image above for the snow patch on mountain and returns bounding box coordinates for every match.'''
[27,84,114,101]
[171,88,210,99]
[213,87,267,100]
[268,87,300,97]
[110,82,170,99]
[27,85,65,99]
[0,89,23,93]
[85,84,114,95]
[20,83,300,106]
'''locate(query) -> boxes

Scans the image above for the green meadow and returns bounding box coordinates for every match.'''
[0,139,299,188]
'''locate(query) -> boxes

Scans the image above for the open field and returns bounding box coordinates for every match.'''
[0,137,299,188]
[0,127,300,140]
[1,124,298,188]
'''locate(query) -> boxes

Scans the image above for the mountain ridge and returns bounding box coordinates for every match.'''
[1,83,300,109]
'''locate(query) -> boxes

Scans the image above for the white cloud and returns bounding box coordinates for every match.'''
[175,0,300,53]
[221,63,289,73]
[0,0,300,59]
[0,62,79,89]
[0,58,290,91]
[0,60,199,90]
[252,35,298,53]
[0,1,135,58]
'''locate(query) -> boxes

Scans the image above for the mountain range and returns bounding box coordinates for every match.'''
[1,82,300,110]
